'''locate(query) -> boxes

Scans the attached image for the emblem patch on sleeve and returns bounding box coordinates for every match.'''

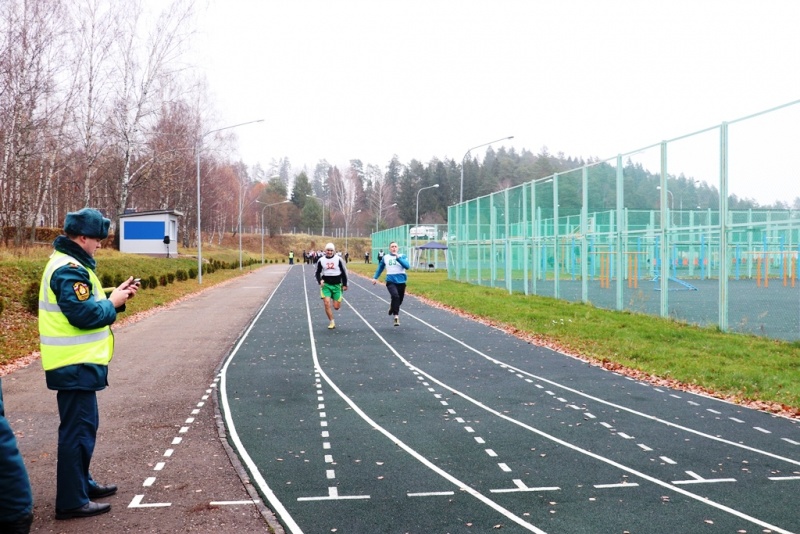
[73,282,90,301]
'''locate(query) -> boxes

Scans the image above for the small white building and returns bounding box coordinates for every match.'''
[119,210,182,257]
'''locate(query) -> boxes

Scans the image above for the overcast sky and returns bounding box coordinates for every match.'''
[189,0,800,205]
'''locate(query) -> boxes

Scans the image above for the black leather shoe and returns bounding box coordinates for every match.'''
[88,483,118,498]
[55,501,111,520]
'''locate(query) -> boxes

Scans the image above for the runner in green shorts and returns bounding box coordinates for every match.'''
[314,243,348,329]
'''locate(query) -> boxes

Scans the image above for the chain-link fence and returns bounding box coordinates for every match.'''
[447,100,800,341]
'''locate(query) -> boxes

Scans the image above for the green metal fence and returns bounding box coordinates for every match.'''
[447,100,800,341]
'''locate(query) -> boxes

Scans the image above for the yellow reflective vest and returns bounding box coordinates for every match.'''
[38,251,113,371]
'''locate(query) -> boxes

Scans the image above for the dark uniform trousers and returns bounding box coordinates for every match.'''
[0,379,33,527]
[386,281,406,315]
[56,389,99,511]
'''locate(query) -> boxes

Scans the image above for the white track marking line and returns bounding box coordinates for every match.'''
[347,280,796,534]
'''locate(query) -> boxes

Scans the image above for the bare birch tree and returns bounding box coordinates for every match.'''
[0,0,69,244]
[106,0,195,245]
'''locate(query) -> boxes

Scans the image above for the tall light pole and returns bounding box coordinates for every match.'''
[459,135,514,204]
[257,200,289,264]
[196,119,264,283]
[416,184,439,246]
[377,202,397,232]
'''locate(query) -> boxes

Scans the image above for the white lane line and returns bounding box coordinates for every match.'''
[408,491,455,497]
[179,426,189,433]
[379,297,800,470]
[729,417,744,423]
[219,269,304,534]
[171,437,182,445]
[491,479,560,493]
[706,409,721,415]
[485,449,498,457]
[143,477,156,487]
[475,437,485,444]
[753,427,771,434]
[163,449,174,457]
[617,433,634,440]
[637,444,653,451]
[498,463,512,472]
[768,476,800,481]
[672,471,736,485]
[128,495,171,508]
[594,483,640,489]
[297,486,370,502]
[326,470,336,479]
[660,457,677,465]
[210,500,260,506]
[347,289,795,534]
[464,426,475,433]
[325,300,548,533]
[782,438,799,445]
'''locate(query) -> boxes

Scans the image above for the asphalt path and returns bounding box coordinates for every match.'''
[222,265,800,534]
[2,265,290,533]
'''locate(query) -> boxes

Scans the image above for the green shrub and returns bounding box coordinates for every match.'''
[176,269,188,281]
[148,275,158,288]
[100,273,114,287]
[188,267,197,279]
[0,297,5,316]
[22,281,39,315]
[139,278,150,289]
[159,275,168,286]
[113,274,125,287]
[167,273,175,284]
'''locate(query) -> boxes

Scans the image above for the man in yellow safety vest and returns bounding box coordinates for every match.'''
[38,208,139,520]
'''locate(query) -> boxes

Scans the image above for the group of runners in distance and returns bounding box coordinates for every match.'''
[314,241,410,329]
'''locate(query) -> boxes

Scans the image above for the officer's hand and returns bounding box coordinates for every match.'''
[342,285,348,291]
[108,286,130,308]
[372,279,377,285]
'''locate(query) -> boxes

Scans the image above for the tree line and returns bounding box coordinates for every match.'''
[2,0,792,250]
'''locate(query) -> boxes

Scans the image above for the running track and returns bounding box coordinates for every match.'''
[219,265,799,533]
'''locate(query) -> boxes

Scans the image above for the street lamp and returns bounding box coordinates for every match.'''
[459,135,514,203]
[257,200,290,264]
[196,119,264,283]
[377,202,397,232]
[416,184,439,246]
